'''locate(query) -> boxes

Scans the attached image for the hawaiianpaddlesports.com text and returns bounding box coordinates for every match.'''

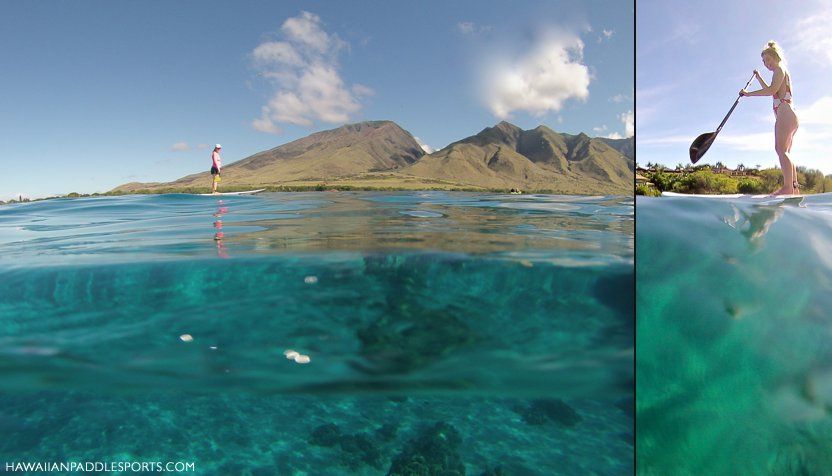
[5,461,196,472]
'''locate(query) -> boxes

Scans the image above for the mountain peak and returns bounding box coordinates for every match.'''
[495,120,521,132]
[471,121,523,148]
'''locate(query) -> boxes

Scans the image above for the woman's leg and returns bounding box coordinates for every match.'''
[785,114,799,192]
[774,109,799,195]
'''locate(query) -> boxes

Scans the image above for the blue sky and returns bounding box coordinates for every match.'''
[1,1,633,199]
[638,0,832,173]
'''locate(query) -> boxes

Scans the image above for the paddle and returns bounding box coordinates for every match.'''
[689,72,756,164]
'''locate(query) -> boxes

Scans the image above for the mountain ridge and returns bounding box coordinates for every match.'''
[114,120,634,195]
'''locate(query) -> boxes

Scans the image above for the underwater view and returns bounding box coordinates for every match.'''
[637,194,832,475]
[1,192,633,475]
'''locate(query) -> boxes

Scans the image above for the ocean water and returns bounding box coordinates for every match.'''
[1,192,633,475]
[637,194,832,475]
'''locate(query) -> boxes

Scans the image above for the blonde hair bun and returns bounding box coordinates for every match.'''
[762,40,785,63]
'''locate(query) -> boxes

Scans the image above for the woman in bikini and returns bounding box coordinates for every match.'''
[740,41,799,195]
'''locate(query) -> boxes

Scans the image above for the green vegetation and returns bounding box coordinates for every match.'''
[640,164,832,195]
[635,184,660,197]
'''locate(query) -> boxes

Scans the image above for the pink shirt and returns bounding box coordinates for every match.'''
[212,150,222,169]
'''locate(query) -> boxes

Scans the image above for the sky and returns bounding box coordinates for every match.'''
[638,0,832,173]
[1,1,633,200]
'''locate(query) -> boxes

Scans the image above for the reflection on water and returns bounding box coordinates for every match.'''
[213,201,229,258]
[1,192,633,475]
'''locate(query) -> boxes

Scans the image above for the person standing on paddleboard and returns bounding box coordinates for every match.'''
[210,144,222,194]
[740,41,799,195]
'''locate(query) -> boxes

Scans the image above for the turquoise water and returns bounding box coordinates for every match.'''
[638,194,832,475]
[1,192,633,475]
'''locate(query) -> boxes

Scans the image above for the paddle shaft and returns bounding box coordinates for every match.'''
[714,73,756,135]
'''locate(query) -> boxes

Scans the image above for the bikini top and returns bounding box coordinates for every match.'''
[774,72,792,105]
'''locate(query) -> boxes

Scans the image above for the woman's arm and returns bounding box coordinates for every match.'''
[754,69,768,89]
[742,68,785,97]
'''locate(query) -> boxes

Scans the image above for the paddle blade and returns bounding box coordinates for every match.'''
[689,132,716,164]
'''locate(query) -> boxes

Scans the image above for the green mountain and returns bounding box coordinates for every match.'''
[403,121,633,194]
[114,120,634,195]
[117,121,424,192]
[598,137,635,159]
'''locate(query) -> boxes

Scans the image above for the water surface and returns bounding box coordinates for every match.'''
[2,192,633,475]
[638,194,832,475]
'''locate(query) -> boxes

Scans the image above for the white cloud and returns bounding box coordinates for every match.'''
[251,11,369,133]
[718,132,772,152]
[414,137,434,154]
[171,142,190,152]
[621,110,634,137]
[253,114,282,134]
[593,125,607,133]
[611,92,632,103]
[598,28,614,43]
[281,11,344,54]
[797,96,832,125]
[789,9,832,65]
[482,30,590,119]
[607,132,624,139]
[638,96,832,173]
[352,84,375,97]
[458,21,491,36]
[637,134,696,147]
[252,41,304,67]
[788,95,832,172]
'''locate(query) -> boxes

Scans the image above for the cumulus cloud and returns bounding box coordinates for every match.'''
[414,137,434,154]
[621,110,634,137]
[482,31,590,119]
[607,132,624,139]
[251,11,371,133]
[598,28,614,43]
[171,142,190,152]
[593,125,607,133]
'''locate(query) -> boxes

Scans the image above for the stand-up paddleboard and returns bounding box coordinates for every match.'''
[661,191,804,206]
[197,189,266,196]
[661,192,744,198]
[661,191,802,199]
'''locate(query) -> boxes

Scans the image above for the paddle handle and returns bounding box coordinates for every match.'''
[714,73,756,135]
